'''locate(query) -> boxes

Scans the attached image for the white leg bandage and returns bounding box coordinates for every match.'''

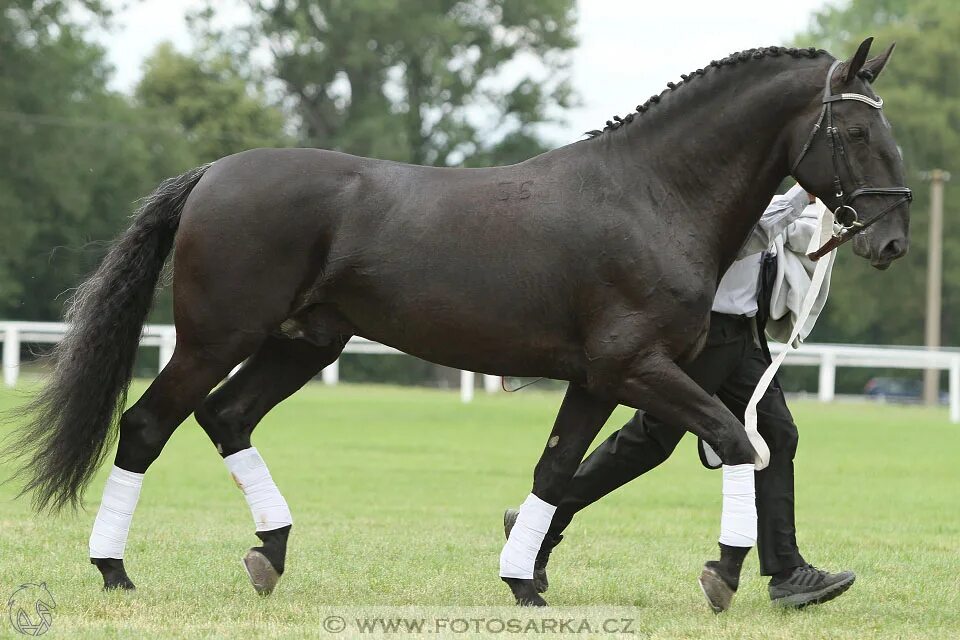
[718,464,757,547]
[224,447,292,531]
[89,466,144,559]
[499,493,557,579]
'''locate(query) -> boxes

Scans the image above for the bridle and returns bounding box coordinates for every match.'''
[791,59,912,260]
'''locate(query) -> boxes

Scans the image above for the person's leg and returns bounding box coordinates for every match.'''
[718,335,855,607]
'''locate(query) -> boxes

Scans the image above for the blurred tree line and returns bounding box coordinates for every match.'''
[1,0,956,391]
[0,0,575,384]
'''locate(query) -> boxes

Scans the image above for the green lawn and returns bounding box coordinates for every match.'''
[1,382,958,638]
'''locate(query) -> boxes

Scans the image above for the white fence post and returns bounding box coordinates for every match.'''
[3,324,20,388]
[460,370,475,403]
[950,357,960,424]
[158,329,175,373]
[818,351,836,402]
[483,374,500,393]
[322,359,339,385]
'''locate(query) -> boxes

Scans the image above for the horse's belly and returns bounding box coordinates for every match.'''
[332,295,585,380]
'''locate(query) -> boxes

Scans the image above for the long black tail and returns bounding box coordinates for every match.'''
[3,164,211,512]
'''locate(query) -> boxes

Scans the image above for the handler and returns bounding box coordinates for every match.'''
[506,184,854,611]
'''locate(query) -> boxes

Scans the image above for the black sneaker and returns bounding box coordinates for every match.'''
[503,508,561,594]
[768,564,856,608]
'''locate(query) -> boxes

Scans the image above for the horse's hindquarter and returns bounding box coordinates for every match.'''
[173,148,368,340]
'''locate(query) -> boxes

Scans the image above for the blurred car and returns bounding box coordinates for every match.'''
[864,377,948,404]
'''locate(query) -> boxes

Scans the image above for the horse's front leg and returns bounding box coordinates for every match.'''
[604,350,760,612]
[500,384,615,606]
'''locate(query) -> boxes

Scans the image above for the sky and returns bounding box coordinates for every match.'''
[98,0,834,145]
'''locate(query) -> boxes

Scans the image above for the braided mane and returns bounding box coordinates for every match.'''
[586,46,832,138]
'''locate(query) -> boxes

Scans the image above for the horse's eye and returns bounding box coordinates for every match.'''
[848,126,868,142]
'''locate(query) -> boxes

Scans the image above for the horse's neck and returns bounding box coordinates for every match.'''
[616,58,825,266]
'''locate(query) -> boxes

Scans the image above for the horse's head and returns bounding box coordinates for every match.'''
[789,37,912,269]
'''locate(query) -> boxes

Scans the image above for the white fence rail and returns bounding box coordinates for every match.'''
[0,321,498,403]
[2,320,959,419]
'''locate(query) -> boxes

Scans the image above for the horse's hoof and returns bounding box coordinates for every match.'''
[698,565,736,613]
[243,549,281,596]
[91,558,136,591]
[103,576,136,591]
[502,577,547,607]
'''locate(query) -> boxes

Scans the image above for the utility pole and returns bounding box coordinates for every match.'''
[920,170,951,405]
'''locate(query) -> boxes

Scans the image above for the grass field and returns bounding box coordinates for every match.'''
[1,381,958,638]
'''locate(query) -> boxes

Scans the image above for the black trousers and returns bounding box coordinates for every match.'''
[548,312,805,576]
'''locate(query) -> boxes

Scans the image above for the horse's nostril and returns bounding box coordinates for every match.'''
[881,239,907,260]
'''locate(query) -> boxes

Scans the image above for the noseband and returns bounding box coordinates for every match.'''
[791,59,913,260]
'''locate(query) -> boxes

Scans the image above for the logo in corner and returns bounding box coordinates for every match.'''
[7,583,56,636]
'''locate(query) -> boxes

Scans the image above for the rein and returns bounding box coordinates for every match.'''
[791,59,912,260]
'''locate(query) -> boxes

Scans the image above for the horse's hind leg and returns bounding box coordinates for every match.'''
[90,335,262,590]
[194,334,348,595]
[501,384,616,606]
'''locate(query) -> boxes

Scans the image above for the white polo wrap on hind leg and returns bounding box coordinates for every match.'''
[224,447,292,531]
[499,493,556,579]
[718,464,757,547]
[89,466,144,559]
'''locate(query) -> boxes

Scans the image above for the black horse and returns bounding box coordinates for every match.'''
[5,39,910,607]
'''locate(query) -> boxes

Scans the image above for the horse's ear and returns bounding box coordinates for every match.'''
[861,42,896,82]
[842,37,874,84]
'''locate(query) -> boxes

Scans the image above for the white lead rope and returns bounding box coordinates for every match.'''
[744,203,836,470]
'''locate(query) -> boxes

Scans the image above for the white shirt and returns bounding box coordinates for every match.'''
[766,201,838,345]
[711,184,810,316]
